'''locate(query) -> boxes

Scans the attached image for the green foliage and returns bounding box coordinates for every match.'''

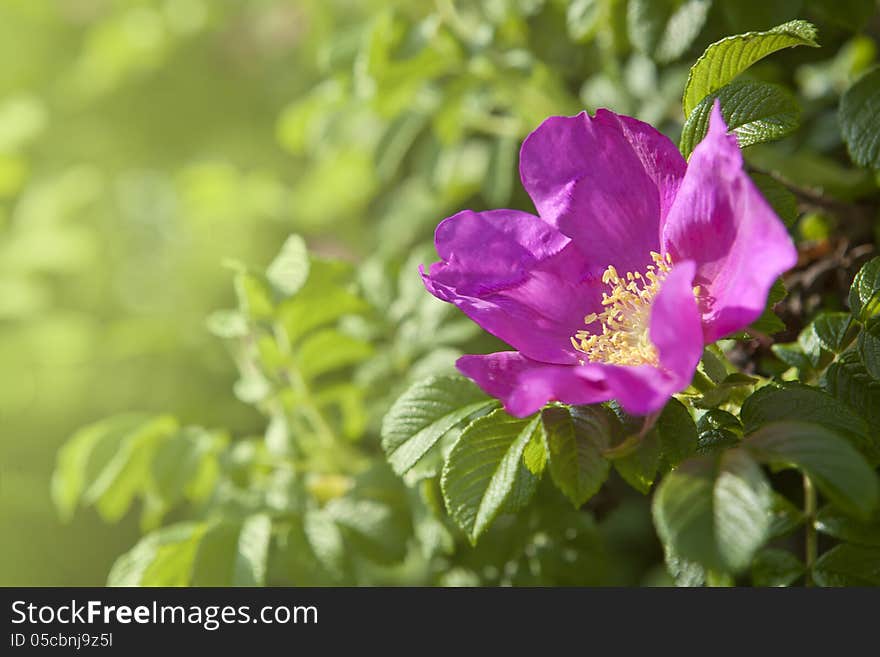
[680,80,800,157]
[744,422,879,519]
[682,20,819,115]
[541,405,615,508]
[381,375,496,476]
[441,410,541,543]
[840,67,880,169]
[653,449,772,574]
[25,0,880,589]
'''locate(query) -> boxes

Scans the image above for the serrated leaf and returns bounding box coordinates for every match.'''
[751,548,804,587]
[741,382,869,449]
[849,257,880,322]
[541,405,613,508]
[813,543,880,586]
[840,67,880,169]
[653,449,772,573]
[680,80,800,157]
[816,506,880,547]
[683,20,818,116]
[858,322,880,380]
[813,312,857,353]
[381,375,495,476]
[266,234,310,297]
[744,421,880,520]
[823,350,880,460]
[441,410,542,543]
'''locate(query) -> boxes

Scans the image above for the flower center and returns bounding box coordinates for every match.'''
[570,251,673,367]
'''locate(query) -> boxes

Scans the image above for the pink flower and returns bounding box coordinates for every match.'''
[421,103,797,417]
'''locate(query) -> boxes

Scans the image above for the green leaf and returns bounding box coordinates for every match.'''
[627,0,711,64]
[381,375,496,476]
[108,522,205,586]
[613,428,661,494]
[234,272,274,320]
[653,449,772,573]
[441,410,542,543]
[52,414,152,521]
[741,382,869,449]
[840,67,880,169]
[278,259,368,345]
[751,548,804,587]
[266,234,310,297]
[849,257,880,322]
[82,415,178,523]
[858,322,880,381]
[823,350,880,460]
[751,173,798,228]
[541,405,614,508]
[813,544,880,586]
[303,508,346,579]
[812,312,857,353]
[325,497,409,564]
[744,421,880,520]
[296,328,372,380]
[205,309,249,338]
[680,80,800,157]
[233,514,272,586]
[816,506,880,547]
[657,398,699,468]
[682,20,818,116]
[768,493,805,539]
[149,427,225,518]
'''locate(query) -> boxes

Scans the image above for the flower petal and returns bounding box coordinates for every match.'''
[650,260,702,381]
[519,109,687,274]
[456,352,609,418]
[661,102,798,342]
[423,209,604,364]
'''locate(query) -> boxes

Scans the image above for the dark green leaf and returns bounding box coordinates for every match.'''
[840,67,880,169]
[849,257,880,322]
[858,322,880,381]
[657,398,699,468]
[541,405,614,507]
[744,421,880,520]
[816,506,880,547]
[751,548,804,587]
[813,543,880,586]
[741,382,869,449]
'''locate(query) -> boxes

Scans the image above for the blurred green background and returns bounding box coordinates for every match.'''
[1,0,877,585]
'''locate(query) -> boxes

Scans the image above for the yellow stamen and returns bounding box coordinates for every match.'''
[572,252,673,366]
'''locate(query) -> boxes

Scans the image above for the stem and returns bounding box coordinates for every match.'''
[803,474,817,587]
